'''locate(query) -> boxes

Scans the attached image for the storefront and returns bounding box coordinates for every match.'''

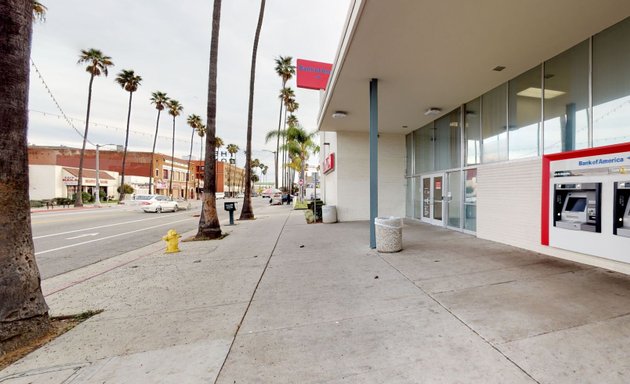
[319,1,630,273]
[29,165,119,201]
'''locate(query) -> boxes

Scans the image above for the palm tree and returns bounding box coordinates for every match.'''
[186,114,203,200]
[149,91,169,194]
[284,98,299,189]
[75,48,114,207]
[0,0,50,341]
[115,69,142,202]
[240,0,266,220]
[196,0,223,240]
[274,56,295,189]
[33,1,47,21]
[284,125,318,202]
[166,99,183,197]
[226,143,239,197]
[215,136,224,149]
[279,87,295,187]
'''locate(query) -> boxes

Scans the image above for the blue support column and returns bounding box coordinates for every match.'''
[370,79,378,249]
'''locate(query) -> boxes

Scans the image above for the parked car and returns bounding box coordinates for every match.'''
[262,188,281,198]
[137,194,179,213]
[269,191,283,205]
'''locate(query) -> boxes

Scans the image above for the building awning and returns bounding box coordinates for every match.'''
[63,167,115,180]
[318,0,630,134]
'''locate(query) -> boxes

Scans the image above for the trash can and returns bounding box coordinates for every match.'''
[322,205,337,223]
[374,216,403,253]
[307,200,323,219]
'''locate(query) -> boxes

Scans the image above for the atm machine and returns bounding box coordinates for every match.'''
[553,183,601,233]
[614,182,630,238]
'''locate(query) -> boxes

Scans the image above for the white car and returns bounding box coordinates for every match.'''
[137,194,180,213]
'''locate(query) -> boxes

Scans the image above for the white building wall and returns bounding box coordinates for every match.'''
[321,131,338,207]
[335,131,405,221]
[477,158,542,249]
[29,165,64,200]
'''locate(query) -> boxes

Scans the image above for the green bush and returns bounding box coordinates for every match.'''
[117,183,134,194]
[30,200,44,208]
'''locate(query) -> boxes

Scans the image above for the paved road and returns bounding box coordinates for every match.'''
[32,198,270,279]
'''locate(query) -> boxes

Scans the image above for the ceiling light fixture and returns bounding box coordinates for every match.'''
[424,108,442,116]
[332,111,347,119]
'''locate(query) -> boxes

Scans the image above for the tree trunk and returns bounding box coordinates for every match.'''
[169,116,175,198]
[0,0,50,343]
[149,109,162,194]
[197,0,222,239]
[185,128,195,200]
[240,0,266,219]
[75,73,95,207]
[275,100,282,189]
[119,91,134,202]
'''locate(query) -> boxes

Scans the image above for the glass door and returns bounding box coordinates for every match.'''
[421,174,445,226]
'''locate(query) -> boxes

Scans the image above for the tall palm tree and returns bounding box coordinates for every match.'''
[226,143,239,197]
[166,99,183,197]
[284,98,299,188]
[75,48,114,207]
[0,0,50,341]
[196,0,223,240]
[149,91,169,194]
[279,87,295,187]
[274,56,295,189]
[115,69,142,202]
[186,114,203,200]
[240,0,266,220]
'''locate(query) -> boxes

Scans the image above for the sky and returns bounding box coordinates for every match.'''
[29,0,351,181]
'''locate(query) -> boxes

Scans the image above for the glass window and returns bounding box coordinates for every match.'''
[482,83,508,163]
[406,178,413,218]
[164,169,169,179]
[414,123,434,173]
[447,171,461,228]
[593,17,630,147]
[464,169,477,232]
[465,98,481,165]
[543,40,589,154]
[509,65,542,159]
[406,133,413,176]
[413,177,423,220]
[435,109,461,170]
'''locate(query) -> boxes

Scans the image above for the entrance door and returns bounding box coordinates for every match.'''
[421,174,445,226]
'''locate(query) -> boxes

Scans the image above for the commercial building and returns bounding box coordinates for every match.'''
[319,2,630,273]
[193,160,246,198]
[28,146,195,200]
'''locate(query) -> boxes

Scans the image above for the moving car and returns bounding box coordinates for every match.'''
[136,194,179,213]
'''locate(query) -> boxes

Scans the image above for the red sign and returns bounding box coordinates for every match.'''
[323,153,335,174]
[296,59,332,90]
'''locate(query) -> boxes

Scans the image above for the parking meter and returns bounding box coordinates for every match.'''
[224,201,237,225]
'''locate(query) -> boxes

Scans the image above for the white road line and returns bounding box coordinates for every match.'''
[33,211,194,239]
[35,217,193,256]
[66,233,99,240]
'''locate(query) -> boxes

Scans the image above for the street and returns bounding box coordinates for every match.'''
[32,197,271,279]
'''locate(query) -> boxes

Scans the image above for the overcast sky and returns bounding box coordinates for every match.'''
[29,0,350,179]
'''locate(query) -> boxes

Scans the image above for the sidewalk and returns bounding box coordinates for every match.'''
[3,206,630,383]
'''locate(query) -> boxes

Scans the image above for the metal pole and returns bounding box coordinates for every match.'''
[370,79,379,249]
[95,144,101,207]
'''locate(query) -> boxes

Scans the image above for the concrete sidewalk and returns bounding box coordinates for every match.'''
[3,206,630,383]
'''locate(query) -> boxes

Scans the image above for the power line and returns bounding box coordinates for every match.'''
[30,58,94,146]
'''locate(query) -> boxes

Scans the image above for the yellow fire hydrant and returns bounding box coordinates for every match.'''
[162,229,181,253]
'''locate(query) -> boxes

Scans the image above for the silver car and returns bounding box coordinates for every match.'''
[137,194,179,213]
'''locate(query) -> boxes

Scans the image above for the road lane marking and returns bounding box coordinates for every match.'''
[35,217,194,256]
[66,233,99,240]
[33,210,195,239]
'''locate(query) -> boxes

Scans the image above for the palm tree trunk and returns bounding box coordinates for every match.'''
[240,0,265,219]
[282,107,287,189]
[0,0,50,342]
[149,109,162,194]
[75,73,95,207]
[169,116,175,198]
[185,128,195,200]
[197,0,222,239]
[275,100,282,189]
[119,91,133,202]
[198,138,203,199]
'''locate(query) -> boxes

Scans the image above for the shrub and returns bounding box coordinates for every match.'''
[117,184,134,194]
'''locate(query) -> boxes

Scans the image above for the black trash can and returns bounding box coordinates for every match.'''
[307,199,323,219]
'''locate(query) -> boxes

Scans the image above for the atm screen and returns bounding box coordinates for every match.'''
[565,197,587,212]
